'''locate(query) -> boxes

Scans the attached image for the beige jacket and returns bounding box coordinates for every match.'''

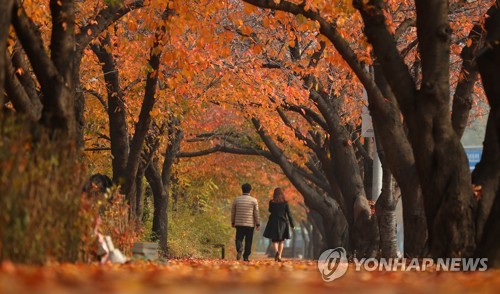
[231,194,260,227]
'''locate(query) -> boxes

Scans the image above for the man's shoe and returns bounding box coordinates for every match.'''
[243,258,250,262]
[236,251,242,261]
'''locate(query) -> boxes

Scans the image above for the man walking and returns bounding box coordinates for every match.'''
[231,183,260,261]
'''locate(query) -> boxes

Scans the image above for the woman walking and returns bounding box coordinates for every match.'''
[263,188,295,262]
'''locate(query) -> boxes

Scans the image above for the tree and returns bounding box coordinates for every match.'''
[240,0,494,258]
[475,2,500,266]
[2,0,145,141]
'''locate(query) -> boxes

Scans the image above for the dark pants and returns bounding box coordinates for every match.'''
[235,226,254,259]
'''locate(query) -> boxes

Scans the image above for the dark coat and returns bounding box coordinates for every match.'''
[263,201,295,241]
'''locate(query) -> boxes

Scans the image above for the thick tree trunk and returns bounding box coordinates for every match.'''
[12,0,76,139]
[476,190,500,267]
[474,3,500,265]
[46,0,77,138]
[317,94,376,255]
[355,0,475,257]
[472,113,500,244]
[410,0,475,258]
[371,64,427,257]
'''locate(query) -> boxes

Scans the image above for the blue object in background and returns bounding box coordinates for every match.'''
[464,146,483,171]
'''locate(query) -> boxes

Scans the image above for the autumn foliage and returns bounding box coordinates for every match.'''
[1,0,500,277]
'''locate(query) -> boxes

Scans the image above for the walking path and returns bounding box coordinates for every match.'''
[1,259,499,293]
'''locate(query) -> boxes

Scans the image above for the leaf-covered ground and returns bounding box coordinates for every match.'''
[1,259,500,294]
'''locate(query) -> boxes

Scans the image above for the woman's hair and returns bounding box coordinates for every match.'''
[272,188,286,203]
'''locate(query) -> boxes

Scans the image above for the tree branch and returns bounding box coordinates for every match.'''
[83,88,108,110]
[12,0,59,93]
[452,23,485,138]
[394,18,416,40]
[353,0,417,115]
[4,52,42,121]
[76,0,145,53]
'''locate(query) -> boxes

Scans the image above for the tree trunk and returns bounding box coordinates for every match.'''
[371,64,427,257]
[0,0,14,105]
[73,50,86,148]
[362,139,374,197]
[299,220,309,259]
[308,210,326,259]
[91,35,130,184]
[135,162,146,221]
[308,91,374,254]
[123,7,172,206]
[375,140,398,258]
[12,0,76,139]
[451,23,484,138]
[252,118,349,249]
[474,3,500,266]
[476,189,500,267]
[145,163,169,254]
[355,0,474,257]
[4,51,42,120]
[411,0,475,258]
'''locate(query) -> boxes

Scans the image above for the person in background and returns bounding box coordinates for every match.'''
[231,183,260,261]
[263,187,294,262]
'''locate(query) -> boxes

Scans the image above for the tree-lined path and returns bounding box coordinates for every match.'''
[2,259,500,294]
[1,0,500,291]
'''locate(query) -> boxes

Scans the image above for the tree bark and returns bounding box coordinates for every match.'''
[241,0,426,257]
[4,53,42,120]
[412,0,475,258]
[308,210,326,259]
[354,0,475,257]
[362,139,374,198]
[145,162,168,253]
[451,23,484,138]
[371,64,427,257]
[91,34,130,184]
[375,139,398,258]
[0,0,14,106]
[252,118,349,249]
[124,8,172,208]
[474,3,500,265]
[74,0,145,147]
[12,0,76,139]
[135,162,146,221]
[144,117,183,254]
[299,220,309,259]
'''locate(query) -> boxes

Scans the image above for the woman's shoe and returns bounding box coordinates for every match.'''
[278,257,282,262]
[274,252,279,261]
